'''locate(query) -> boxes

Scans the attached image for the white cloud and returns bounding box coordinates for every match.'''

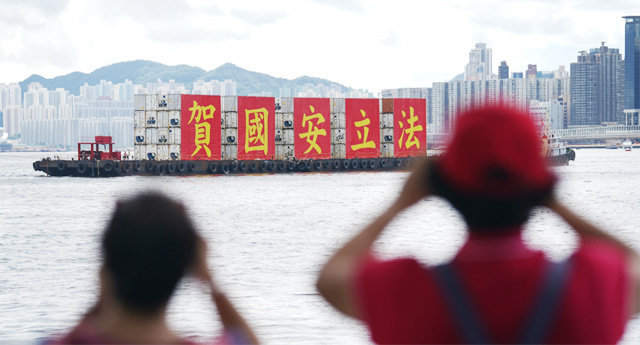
[0,0,632,92]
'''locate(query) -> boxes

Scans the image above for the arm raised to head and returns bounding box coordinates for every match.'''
[316,158,432,318]
[547,198,640,316]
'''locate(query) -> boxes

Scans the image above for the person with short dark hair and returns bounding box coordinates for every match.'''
[48,192,258,344]
[317,105,639,344]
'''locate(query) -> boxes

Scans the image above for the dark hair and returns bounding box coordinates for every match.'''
[102,192,198,313]
[429,160,552,232]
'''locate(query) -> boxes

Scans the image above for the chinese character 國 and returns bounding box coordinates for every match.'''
[188,100,216,157]
[351,109,376,151]
[299,105,327,154]
[245,107,269,154]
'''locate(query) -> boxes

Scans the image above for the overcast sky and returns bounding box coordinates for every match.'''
[0,0,637,91]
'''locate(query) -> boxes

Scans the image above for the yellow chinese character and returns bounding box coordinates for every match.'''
[398,106,423,150]
[192,122,212,157]
[245,107,269,154]
[188,100,215,124]
[351,109,376,151]
[188,100,216,157]
[299,105,327,154]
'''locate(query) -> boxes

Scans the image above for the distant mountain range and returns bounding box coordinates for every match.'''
[19,60,355,96]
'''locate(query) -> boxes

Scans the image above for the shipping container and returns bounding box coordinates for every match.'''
[283,129,294,145]
[280,97,294,113]
[169,145,181,160]
[157,111,169,128]
[330,98,345,113]
[145,95,157,111]
[275,113,284,129]
[283,113,294,128]
[169,111,180,127]
[331,129,346,144]
[381,143,394,158]
[224,128,238,144]
[157,128,169,144]
[381,98,394,113]
[157,145,169,161]
[134,128,145,144]
[167,94,181,111]
[275,145,295,160]
[134,145,145,160]
[381,113,394,128]
[381,128,394,143]
[222,96,237,112]
[145,144,158,160]
[222,144,238,160]
[224,112,238,128]
[156,94,169,110]
[134,94,146,111]
[331,113,346,129]
[331,144,346,159]
[146,111,158,128]
[168,128,181,145]
[134,111,146,128]
[145,128,157,145]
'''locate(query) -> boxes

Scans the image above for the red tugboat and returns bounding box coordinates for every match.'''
[33,136,130,177]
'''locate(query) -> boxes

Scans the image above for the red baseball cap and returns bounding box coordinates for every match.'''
[438,105,556,198]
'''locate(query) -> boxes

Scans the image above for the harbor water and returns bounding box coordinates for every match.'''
[0,150,639,344]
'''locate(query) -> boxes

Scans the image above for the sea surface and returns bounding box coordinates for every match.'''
[0,150,639,344]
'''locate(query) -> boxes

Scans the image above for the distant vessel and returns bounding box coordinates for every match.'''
[622,139,632,151]
[545,136,575,165]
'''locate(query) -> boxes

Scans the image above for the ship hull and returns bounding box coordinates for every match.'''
[33,151,576,177]
[33,157,416,177]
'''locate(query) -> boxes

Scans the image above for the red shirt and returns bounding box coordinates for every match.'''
[355,232,630,344]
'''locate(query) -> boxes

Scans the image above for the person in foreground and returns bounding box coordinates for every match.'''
[316,105,640,344]
[47,192,259,345]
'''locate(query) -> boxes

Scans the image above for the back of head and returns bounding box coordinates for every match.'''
[430,105,556,232]
[102,192,198,313]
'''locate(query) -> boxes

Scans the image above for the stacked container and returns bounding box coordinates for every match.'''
[221,96,238,160]
[133,94,181,160]
[275,97,295,160]
[330,98,346,159]
[380,99,394,158]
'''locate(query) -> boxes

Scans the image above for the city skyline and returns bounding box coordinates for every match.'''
[1,1,637,91]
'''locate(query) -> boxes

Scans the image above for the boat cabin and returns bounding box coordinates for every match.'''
[78,136,122,160]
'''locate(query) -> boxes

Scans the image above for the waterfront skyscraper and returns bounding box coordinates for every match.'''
[570,43,624,125]
[464,43,492,81]
[498,61,509,79]
[526,64,537,78]
[624,16,640,125]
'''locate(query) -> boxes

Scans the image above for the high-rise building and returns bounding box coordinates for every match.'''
[624,16,640,125]
[498,61,509,79]
[526,64,537,78]
[512,72,523,79]
[570,43,624,126]
[464,43,492,81]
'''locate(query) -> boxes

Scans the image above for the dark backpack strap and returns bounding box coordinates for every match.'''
[516,258,572,344]
[432,263,493,344]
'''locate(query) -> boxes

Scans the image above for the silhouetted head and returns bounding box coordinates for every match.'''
[430,105,556,233]
[102,192,198,314]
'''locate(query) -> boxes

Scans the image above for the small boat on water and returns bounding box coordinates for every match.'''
[622,139,632,151]
[606,144,618,149]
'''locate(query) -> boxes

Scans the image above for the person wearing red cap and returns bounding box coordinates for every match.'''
[316,106,639,344]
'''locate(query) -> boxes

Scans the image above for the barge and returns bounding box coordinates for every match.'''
[33,95,575,177]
